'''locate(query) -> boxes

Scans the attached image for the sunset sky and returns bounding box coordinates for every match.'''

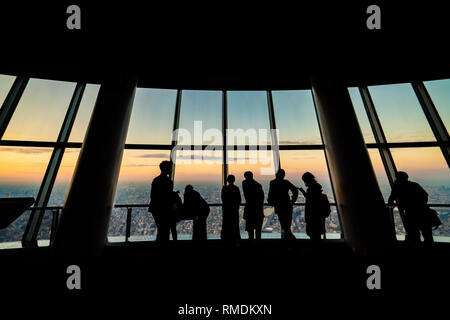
[0,75,448,193]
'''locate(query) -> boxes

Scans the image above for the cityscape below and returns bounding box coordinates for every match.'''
[0,181,449,249]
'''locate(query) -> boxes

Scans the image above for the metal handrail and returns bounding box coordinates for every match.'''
[21,202,449,244]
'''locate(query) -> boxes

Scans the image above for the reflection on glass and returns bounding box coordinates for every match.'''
[177,90,222,146]
[367,149,390,201]
[348,87,376,143]
[424,79,450,129]
[48,149,80,206]
[126,88,177,145]
[368,83,435,142]
[227,91,271,145]
[68,84,100,142]
[3,78,76,141]
[272,90,321,145]
[0,74,15,108]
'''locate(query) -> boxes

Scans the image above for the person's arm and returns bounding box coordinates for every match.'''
[298,187,307,198]
[387,184,397,206]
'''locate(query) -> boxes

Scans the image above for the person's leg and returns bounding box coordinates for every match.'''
[421,226,434,247]
[255,219,262,241]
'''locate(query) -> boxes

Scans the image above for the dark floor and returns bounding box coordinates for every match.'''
[1,239,449,317]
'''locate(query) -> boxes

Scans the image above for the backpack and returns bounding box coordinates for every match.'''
[319,193,331,218]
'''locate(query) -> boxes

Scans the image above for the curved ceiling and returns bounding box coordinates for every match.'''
[1,2,449,89]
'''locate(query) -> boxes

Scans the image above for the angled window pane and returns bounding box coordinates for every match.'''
[348,87,376,143]
[177,90,222,146]
[48,148,80,206]
[3,78,76,141]
[0,146,52,249]
[272,90,322,145]
[68,84,100,142]
[126,88,177,145]
[367,148,390,201]
[227,91,271,146]
[424,79,450,129]
[0,74,15,108]
[390,147,450,240]
[368,83,435,142]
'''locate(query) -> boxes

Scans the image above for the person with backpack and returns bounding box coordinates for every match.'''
[182,185,210,242]
[388,171,434,246]
[299,172,330,242]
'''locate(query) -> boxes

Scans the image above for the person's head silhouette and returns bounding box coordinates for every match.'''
[302,172,315,186]
[159,160,172,176]
[185,184,194,193]
[275,169,285,180]
[227,175,236,185]
[395,171,409,183]
[244,171,253,180]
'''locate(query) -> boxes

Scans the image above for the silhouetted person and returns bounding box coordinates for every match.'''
[242,171,264,241]
[388,171,433,246]
[268,169,298,240]
[221,175,241,243]
[148,161,178,242]
[299,172,326,242]
[183,185,210,241]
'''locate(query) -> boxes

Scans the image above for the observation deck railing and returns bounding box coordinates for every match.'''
[20,203,450,245]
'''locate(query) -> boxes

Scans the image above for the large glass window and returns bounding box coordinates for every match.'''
[368,83,436,142]
[177,90,222,146]
[227,91,271,145]
[424,79,450,129]
[3,78,76,141]
[0,74,15,108]
[126,88,177,145]
[272,90,322,145]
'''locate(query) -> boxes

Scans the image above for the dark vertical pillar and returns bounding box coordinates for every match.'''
[54,74,138,256]
[311,76,396,254]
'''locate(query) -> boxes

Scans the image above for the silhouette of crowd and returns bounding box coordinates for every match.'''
[149,161,437,246]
